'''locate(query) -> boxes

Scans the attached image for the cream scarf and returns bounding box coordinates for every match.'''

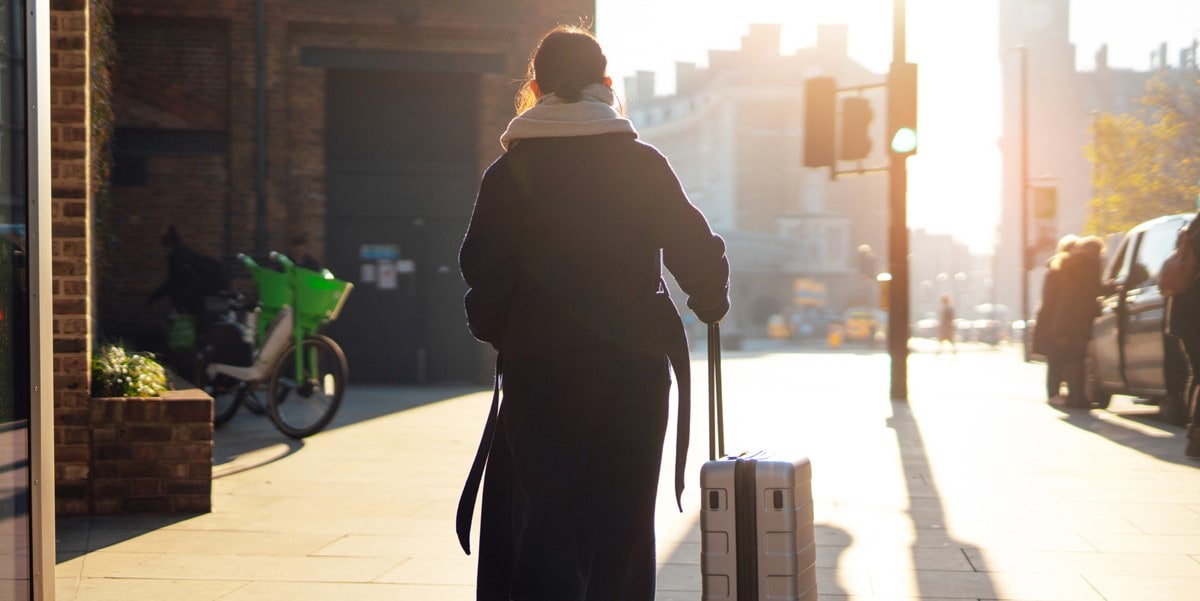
[499,83,637,150]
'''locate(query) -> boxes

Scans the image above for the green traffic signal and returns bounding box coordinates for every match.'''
[890,127,917,154]
[887,62,918,155]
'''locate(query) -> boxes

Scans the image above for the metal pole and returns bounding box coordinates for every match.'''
[888,0,909,401]
[1019,46,1029,357]
[254,0,268,256]
[893,0,906,63]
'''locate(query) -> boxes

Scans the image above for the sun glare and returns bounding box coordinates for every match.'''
[599,0,1000,252]
[599,0,1198,254]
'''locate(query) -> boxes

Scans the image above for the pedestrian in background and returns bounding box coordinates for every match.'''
[288,235,322,271]
[1051,235,1105,408]
[455,25,730,601]
[1033,234,1078,402]
[1164,212,1200,458]
[146,225,225,317]
[937,293,956,355]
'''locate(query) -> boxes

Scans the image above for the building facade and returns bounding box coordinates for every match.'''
[92,0,592,389]
[627,24,890,336]
[996,0,1176,321]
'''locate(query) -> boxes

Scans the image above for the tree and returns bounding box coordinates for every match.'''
[1086,70,1200,236]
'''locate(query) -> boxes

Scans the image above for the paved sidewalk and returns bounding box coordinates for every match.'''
[56,342,1200,600]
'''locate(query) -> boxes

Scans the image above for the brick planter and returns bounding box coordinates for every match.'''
[88,388,213,514]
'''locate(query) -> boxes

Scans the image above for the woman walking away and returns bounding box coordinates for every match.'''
[455,25,731,601]
[1033,234,1078,402]
[1052,236,1105,408]
[937,293,956,355]
[1164,211,1200,458]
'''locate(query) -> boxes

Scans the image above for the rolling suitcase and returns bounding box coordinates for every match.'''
[700,323,818,601]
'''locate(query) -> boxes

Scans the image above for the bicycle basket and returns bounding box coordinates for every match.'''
[293,267,353,324]
[249,263,292,312]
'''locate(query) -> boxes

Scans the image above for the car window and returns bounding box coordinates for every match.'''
[1106,235,1130,283]
[1131,218,1185,289]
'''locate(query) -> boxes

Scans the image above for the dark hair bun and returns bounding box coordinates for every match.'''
[533,27,606,102]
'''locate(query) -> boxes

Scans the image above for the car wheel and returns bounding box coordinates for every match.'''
[1085,347,1112,409]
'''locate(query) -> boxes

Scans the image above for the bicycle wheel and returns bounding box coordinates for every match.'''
[201,368,245,426]
[267,335,347,438]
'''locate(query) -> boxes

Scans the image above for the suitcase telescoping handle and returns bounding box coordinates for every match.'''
[708,322,726,461]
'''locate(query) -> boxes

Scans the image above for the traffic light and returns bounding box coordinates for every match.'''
[840,97,873,161]
[803,77,836,168]
[887,62,918,155]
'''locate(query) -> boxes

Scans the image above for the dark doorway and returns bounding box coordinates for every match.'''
[325,68,481,384]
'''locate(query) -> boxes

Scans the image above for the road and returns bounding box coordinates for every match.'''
[56,339,1200,600]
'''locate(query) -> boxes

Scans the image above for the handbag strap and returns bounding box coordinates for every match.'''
[708,322,726,461]
[455,353,502,555]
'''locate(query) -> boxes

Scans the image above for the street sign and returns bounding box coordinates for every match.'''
[793,278,827,307]
[1032,186,1057,220]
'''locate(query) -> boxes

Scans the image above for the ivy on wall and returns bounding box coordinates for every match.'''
[91,0,115,284]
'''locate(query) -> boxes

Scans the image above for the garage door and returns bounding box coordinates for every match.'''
[324,68,481,383]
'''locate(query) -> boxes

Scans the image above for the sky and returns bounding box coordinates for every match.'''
[595,0,1200,254]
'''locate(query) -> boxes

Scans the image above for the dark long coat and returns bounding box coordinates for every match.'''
[1165,212,1200,435]
[1167,212,1200,339]
[1051,249,1103,360]
[1032,259,1064,357]
[457,132,730,601]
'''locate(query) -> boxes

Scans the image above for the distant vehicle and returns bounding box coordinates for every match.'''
[1010,319,1027,343]
[1088,212,1193,425]
[766,314,790,339]
[913,315,940,339]
[843,307,885,344]
[970,303,1011,346]
[971,318,1007,345]
[955,319,974,342]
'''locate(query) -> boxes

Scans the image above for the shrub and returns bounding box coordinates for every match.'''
[92,344,168,397]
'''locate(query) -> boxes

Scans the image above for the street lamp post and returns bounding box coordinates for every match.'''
[1007,45,1031,359]
[1019,46,1029,342]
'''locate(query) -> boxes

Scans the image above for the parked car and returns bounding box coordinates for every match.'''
[1087,212,1193,424]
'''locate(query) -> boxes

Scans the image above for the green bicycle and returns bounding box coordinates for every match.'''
[199,252,353,438]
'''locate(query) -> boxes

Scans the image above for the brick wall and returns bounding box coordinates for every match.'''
[99,0,595,344]
[79,1,595,387]
[89,391,213,514]
[99,17,231,330]
[52,0,92,516]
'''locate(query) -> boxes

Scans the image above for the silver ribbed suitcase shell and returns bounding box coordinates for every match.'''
[699,323,817,601]
[700,456,817,600]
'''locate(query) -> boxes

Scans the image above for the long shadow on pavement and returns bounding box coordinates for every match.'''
[655,403,1001,599]
[654,518,854,599]
[1053,401,1198,468]
[887,400,1001,599]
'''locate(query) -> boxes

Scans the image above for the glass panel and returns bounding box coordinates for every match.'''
[1106,234,1131,284]
[0,0,30,598]
[1135,218,1186,287]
